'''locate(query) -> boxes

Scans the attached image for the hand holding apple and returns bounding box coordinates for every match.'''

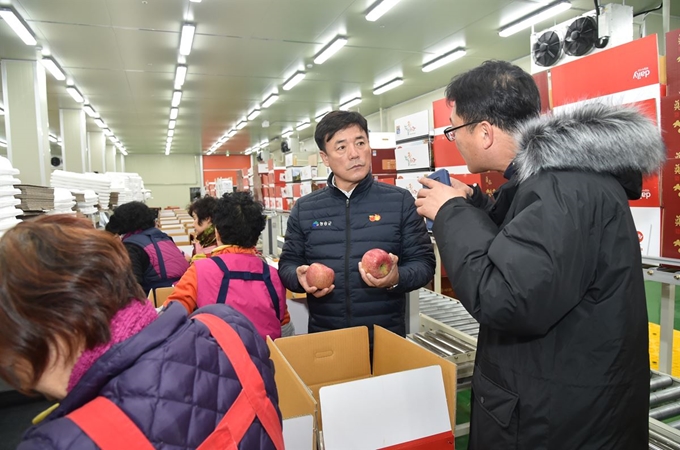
[296,264,335,298]
[306,263,335,289]
[359,248,399,288]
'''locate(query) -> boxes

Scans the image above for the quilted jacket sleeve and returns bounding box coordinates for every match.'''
[278,202,306,293]
[392,191,436,293]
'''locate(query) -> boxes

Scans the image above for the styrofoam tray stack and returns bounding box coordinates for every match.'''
[50,170,112,209]
[108,172,146,205]
[73,189,98,215]
[48,187,76,215]
[0,156,23,238]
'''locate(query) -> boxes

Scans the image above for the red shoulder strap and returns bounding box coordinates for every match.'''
[66,396,154,450]
[193,313,284,450]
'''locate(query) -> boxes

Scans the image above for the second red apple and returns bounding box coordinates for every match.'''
[306,263,335,289]
[361,248,394,279]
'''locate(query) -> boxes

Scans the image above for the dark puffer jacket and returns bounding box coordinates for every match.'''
[279,173,435,337]
[434,104,664,449]
[18,303,281,450]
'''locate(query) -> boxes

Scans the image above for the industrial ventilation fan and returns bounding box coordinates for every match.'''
[564,16,598,56]
[532,30,563,67]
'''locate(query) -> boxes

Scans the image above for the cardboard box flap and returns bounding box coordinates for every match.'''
[267,336,316,419]
[372,326,457,429]
[274,326,371,387]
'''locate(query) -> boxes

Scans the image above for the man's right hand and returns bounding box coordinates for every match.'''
[296,265,335,298]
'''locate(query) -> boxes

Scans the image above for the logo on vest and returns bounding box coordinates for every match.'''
[312,220,332,228]
[368,214,381,222]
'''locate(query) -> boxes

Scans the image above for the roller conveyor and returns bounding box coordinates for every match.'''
[649,371,680,448]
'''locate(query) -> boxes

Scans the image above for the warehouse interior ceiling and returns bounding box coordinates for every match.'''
[0,0,677,156]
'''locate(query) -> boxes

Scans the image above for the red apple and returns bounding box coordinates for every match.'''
[361,248,394,279]
[306,263,335,289]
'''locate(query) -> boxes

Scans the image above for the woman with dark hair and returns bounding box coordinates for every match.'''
[106,201,189,294]
[0,215,283,449]
[166,192,293,339]
[187,195,218,261]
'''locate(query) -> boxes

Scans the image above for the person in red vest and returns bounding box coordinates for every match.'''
[0,215,283,449]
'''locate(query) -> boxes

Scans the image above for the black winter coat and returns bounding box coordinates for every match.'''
[434,104,665,450]
[279,173,435,337]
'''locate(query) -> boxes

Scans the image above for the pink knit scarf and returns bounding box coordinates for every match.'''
[67,299,158,392]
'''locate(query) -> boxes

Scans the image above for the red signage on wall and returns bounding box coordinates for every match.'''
[667,29,680,96]
[432,98,451,129]
[533,71,551,113]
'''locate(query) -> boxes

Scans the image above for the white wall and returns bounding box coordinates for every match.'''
[125,153,201,208]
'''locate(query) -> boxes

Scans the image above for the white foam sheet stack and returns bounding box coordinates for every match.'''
[49,187,76,215]
[107,172,147,206]
[75,189,98,215]
[0,156,23,238]
[50,170,112,209]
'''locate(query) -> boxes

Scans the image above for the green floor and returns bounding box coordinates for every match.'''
[453,281,678,450]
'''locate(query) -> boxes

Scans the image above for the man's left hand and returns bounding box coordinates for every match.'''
[359,253,399,288]
[415,177,469,220]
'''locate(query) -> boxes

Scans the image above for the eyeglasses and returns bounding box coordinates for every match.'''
[443,120,483,142]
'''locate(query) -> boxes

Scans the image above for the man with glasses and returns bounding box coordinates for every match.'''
[416,60,663,449]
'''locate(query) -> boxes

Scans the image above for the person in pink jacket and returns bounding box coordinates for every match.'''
[166,192,291,340]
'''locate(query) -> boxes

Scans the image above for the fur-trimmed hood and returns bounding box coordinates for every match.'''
[513,103,666,183]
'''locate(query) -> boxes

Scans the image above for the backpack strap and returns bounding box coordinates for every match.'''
[149,234,168,279]
[66,396,153,450]
[193,313,284,450]
[210,256,281,318]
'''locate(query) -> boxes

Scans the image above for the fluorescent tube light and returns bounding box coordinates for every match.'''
[262,93,279,108]
[236,120,247,130]
[179,23,196,56]
[260,139,269,148]
[170,108,179,120]
[189,0,202,2]
[314,35,348,65]
[296,120,311,131]
[168,120,176,130]
[422,47,466,73]
[247,108,261,120]
[40,57,65,81]
[94,118,106,128]
[366,0,401,22]
[0,105,4,115]
[282,128,294,138]
[83,104,99,118]
[174,65,187,89]
[0,7,36,46]
[339,97,362,110]
[168,130,174,137]
[499,1,572,37]
[283,71,306,91]
[166,137,173,144]
[315,108,332,121]
[48,134,58,143]
[103,129,113,137]
[227,129,237,137]
[171,90,182,107]
[244,147,254,155]
[66,86,84,103]
[108,135,117,144]
[0,138,6,148]
[373,77,403,95]
[120,148,128,156]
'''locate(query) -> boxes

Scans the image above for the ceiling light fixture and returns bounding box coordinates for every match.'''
[247,108,261,120]
[227,129,237,137]
[373,77,403,95]
[314,108,332,121]
[179,23,196,56]
[170,107,179,120]
[296,120,311,131]
[174,65,188,89]
[244,147,254,156]
[339,97,362,110]
[168,120,176,130]
[0,105,4,115]
[119,147,128,156]
[260,139,269,148]
[498,0,572,37]
[171,90,182,107]
[168,130,174,137]
[366,0,401,22]
[48,134,58,143]
[282,71,306,91]
[94,118,106,128]
[40,57,66,81]
[83,104,98,118]
[422,47,466,73]
[236,119,247,130]
[262,93,279,108]
[189,0,202,2]
[166,137,173,144]
[282,128,294,138]
[108,135,118,144]
[314,35,348,65]
[0,7,36,46]
[103,128,113,137]
[0,138,7,148]
[66,85,84,103]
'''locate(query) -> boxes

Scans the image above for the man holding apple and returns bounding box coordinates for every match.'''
[279,110,435,340]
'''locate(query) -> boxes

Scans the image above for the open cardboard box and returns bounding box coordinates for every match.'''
[268,326,457,449]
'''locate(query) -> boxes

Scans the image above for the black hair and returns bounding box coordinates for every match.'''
[445,60,541,133]
[187,196,218,226]
[105,201,156,235]
[213,192,265,248]
[314,110,369,152]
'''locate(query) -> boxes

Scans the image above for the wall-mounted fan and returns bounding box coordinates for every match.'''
[532,30,563,67]
[281,140,290,153]
[50,156,62,167]
[564,16,597,56]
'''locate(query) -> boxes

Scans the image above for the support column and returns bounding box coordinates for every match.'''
[88,131,105,173]
[116,152,125,172]
[0,59,51,185]
[105,144,116,172]
[60,109,87,173]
